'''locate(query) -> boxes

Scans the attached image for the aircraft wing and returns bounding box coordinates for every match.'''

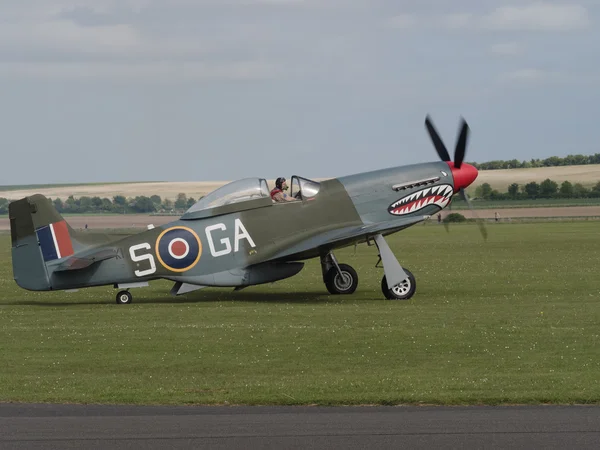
[267,214,430,262]
[51,248,120,272]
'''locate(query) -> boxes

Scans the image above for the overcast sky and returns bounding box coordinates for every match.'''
[1,0,599,185]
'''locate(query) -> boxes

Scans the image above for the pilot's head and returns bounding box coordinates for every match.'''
[276,177,288,190]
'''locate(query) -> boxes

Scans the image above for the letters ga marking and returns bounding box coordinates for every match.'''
[128,219,256,277]
[205,219,256,257]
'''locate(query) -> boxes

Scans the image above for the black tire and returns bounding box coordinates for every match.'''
[381,268,416,300]
[325,264,358,295]
[116,290,133,305]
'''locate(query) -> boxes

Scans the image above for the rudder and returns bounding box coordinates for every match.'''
[9,194,75,291]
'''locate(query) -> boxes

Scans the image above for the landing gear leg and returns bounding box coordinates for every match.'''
[116,290,133,305]
[321,252,358,295]
[372,234,417,300]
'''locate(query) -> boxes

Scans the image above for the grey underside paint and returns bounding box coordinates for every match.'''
[165,261,305,288]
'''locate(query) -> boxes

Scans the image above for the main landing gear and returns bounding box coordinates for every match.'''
[373,233,416,300]
[321,253,359,295]
[381,269,416,300]
[321,233,417,300]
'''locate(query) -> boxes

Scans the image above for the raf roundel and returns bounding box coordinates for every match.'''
[155,226,202,272]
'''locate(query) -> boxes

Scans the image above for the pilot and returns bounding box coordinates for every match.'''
[271,177,297,202]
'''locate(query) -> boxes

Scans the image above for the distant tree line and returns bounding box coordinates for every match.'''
[472,180,600,200]
[0,193,203,215]
[470,154,600,170]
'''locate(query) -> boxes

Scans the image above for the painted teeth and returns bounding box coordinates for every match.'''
[390,184,454,215]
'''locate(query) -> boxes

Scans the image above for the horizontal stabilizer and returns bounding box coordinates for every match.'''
[52,248,119,272]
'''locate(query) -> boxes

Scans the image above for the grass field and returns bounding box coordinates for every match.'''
[1,222,599,406]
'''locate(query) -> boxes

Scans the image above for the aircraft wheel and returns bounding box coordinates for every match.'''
[116,290,133,305]
[325,264,358,295]
[381,269,416,300]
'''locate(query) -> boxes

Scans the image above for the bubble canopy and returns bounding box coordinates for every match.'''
[185,178,270,214]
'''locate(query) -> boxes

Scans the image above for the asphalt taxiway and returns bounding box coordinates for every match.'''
[1,404,600,449]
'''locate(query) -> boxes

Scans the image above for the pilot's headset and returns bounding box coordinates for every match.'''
[276,177,287,190]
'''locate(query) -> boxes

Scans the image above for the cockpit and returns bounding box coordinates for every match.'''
[183,175,321,216]
[185,178,271,214]
[290,176,320,200]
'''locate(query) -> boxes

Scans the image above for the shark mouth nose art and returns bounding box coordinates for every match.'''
[388,184,453,216]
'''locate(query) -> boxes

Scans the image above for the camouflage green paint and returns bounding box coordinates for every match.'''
[10,161,457,293]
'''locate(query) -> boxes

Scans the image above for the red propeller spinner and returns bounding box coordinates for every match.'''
[446,161,478,193]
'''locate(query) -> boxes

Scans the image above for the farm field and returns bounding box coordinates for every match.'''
[0,180,257,202]
[1,164,600,201]
[0,181,153,192]
[450,198,600,210]
[1,222,599,406]
[469,164,600,191]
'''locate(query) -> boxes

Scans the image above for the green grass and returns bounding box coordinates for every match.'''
[1,222,600,406]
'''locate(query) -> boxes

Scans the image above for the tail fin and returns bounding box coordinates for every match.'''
[9,194,76,291]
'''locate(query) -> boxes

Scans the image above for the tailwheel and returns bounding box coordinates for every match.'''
[325,264,358,295]
[116,290,133,305]
[381,268,416,300]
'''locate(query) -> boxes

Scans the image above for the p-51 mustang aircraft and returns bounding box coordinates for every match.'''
[10,116,485,304]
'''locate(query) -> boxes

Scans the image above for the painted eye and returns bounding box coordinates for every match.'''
[441,170,448,177]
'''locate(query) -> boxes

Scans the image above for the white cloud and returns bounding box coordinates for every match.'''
[0,1,148,19]
[498,68,600,87]
[387,3,590,33]
[387,14,417,29]
[490,42,522,55]
[0,17,227,59]
[481,3,590,31]
[496,68,599,84]
[501,68,549,81]
[0,0,377,82]
[0,21,142,55]
[442,13,473,30]
[0,60,280,82]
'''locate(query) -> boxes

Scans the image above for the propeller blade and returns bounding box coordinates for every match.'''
[459,188,488,241]
[458,187,471,206]
[453,118,469,169]
[425,115,451,162]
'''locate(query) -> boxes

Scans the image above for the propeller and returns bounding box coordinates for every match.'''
[425,115,469,168]
[458,186,488,241]
[424,115,487,241]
